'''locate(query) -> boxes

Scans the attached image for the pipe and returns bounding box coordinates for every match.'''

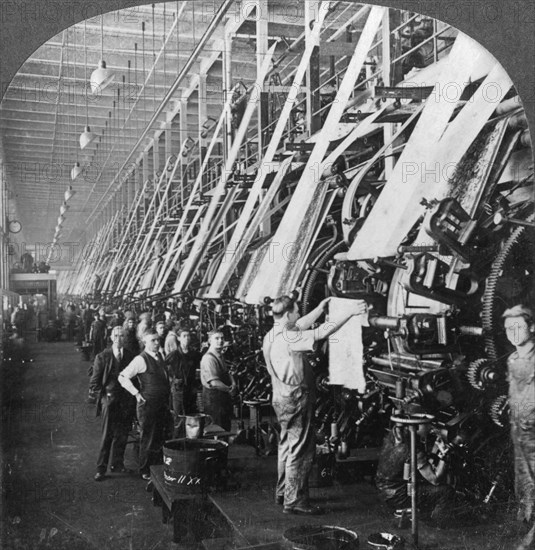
[508,113,528,130]
[495,96,523,115]
[520,130,531,148]
[459,325,484,337]
[368,316,401,330]
[387,352,447,369]
[370,357,434,373]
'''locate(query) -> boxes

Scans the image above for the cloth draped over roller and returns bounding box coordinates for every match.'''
[328,298,369,393]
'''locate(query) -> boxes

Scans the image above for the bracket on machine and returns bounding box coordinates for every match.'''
[424,198,478,262]
[285,141,315,152]
[374,85,434,102]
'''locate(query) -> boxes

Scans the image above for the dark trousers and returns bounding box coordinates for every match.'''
[171,387,198,438]
[97,398,134,473]
[137,398,170,475]
[66,321,75,342]
[202,388,232,432]
[171,386,197,416]
[511,420,535,523]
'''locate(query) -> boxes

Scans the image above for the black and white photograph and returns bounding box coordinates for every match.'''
[0,1,534,549]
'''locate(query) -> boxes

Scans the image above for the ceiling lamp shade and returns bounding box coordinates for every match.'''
[80,125,97,150]
[90,60,114,94]
[64,185,76,202]
[71,161,83,180]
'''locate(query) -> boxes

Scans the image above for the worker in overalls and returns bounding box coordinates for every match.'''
[503,305,535,550]
[263,295,368,515]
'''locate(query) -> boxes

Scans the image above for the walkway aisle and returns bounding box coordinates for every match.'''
[1,340,177,550]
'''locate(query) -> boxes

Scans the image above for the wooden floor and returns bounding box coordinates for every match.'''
[218,448,524,550]
[1,338,528,550]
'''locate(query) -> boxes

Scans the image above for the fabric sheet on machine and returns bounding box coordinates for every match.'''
[328,298,368,393]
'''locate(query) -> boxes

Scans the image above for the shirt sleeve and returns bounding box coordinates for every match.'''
[200,354,221,387]
[118,355,147,396]
[287,328,317,353]
[89,354,103,393]
[416,449,429,470]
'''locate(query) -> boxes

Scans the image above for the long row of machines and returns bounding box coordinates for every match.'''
[60,5,534,507]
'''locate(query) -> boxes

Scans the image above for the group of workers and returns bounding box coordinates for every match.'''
[87,295,534,547]
[89,316,235,482]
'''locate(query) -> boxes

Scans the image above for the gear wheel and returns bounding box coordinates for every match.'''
[489,395,509,428]
[316,373,331,394]
[467,358,499,391]
[481,215,535,360]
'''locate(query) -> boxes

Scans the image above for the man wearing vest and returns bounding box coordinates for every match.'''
[119,330,171,480]
[90,326,136,481]
[262,295,368,515]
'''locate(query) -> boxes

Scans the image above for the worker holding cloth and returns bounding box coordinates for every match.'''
[263,295,368,515]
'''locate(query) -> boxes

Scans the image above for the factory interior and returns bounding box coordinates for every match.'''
[1,1,534,549]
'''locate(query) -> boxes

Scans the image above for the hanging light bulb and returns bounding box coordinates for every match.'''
[90,60,114,94]
[80,125,97,150]
[64,185,76,202]
[90,16,115,94]
[71,161,83,180]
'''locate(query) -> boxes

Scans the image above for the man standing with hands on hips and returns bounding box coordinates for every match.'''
[119,330,170,480]
[263,295,368,516]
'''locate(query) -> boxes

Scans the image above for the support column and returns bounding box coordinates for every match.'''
[153,134,160,180]
[382,9,394,179]
[142,150,150,185]
[165,122,172,160]
[198,73,208,167]
[306,0,321,135]
[223,30,233,160]
[179,98,189,205]
[256,0,269,154]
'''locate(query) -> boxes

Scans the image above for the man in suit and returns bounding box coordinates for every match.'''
[119,330,171,480]
[90,326,136,481]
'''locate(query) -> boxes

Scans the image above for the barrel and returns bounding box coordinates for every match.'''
[163,438,228,491]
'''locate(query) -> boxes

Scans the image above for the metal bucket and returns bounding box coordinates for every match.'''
[163,438,228,491]
[283,525,359,550]
[181,414,212,439]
